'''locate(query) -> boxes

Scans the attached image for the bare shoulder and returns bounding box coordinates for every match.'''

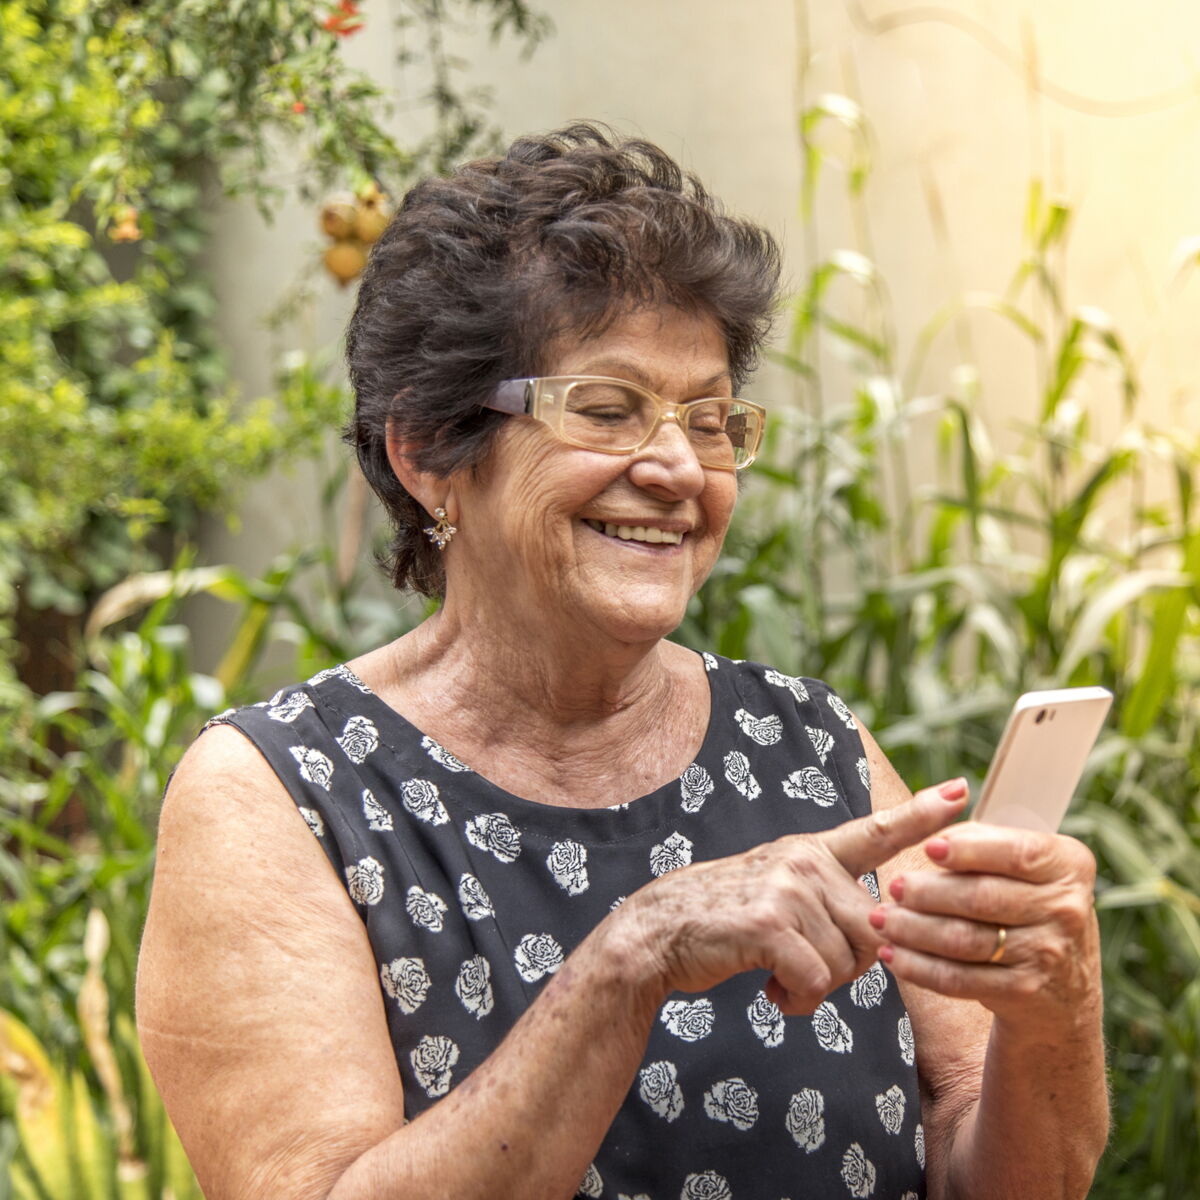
[138,723,405,1199]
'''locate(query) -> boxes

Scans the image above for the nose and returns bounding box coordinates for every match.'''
[626,414,706,498]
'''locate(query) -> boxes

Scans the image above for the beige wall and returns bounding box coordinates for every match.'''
[199,0,1200,651]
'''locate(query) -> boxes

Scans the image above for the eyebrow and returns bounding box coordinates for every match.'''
[575,360,733,396]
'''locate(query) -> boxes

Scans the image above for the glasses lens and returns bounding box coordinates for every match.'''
[684,401,762,468]
[562,382,653,450]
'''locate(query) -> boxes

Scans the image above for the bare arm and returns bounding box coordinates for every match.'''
[137,724,968,1200]
[859,721,1108,1200]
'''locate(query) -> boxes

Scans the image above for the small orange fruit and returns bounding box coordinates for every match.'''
[320,196,358,240]
[323,239,367,286]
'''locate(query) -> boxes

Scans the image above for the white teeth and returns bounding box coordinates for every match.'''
[586,519,683,545]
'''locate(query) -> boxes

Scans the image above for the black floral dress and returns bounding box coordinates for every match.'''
[212,653,926,1199]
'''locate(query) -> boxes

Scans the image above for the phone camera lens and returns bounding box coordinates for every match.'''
[1035,709,1047,724]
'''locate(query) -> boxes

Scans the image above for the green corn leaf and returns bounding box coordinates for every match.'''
[1057,570,1189,681]
[1122,527,1200,738]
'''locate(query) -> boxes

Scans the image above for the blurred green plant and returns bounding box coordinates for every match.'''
[678,66,1200,1196]
[0,0,548,690]
[0,528,422,1193]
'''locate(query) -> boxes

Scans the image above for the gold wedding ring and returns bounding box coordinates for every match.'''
[988,925,1008,964]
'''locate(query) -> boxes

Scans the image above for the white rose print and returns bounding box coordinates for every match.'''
[577,1163,603,1198]
[465,812,522,863]
[898,1014,915,1066]
[454,955,494,1019]
[703,1077,759,1131]
[514,933,564,982]
[609,895,627,911]
[298,807,324,838]
[289,745,334,791]
[806,725,835,764]
[345,856,385,906]
[764,668,809,703]
[747,989,785,1048]
[826,692,857,729]
[679,763,715,813]
[546,839,589,895]
[308,664,372,693]
[915,1123,926,1169]
[660,998,714,1042]
[457,873,494,921]
[410,1034,459,1098]
[650,831,693,877]
[267,691,313,723]
[786,1087,826,1152]
[336,714,379,764]
[702,652,720,671]
[723,749,761,800]
[860,871,881,901]
[380,957,431,1014]
[851,962,888,1009]
[811,1000,853,1053]
[637,1060,684,1122]
[856,755,871,791]
[875,1084,905,1134]
[734,707,783,746]
[841,1143,877,1198]
[782,766,839,808]
[401,778,449,826]
[681,1170,732,1200]
[406,885,448,932]
[420,735,472,772]
[362,788,393,832]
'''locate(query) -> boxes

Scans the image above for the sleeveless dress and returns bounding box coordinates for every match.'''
[211,653,926,1200]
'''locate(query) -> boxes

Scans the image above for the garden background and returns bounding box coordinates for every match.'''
[3,0,1200,1195]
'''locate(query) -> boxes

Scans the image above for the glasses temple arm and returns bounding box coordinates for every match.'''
[485,379,533,415]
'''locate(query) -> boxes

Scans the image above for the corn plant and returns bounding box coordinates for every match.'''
[677,77,1200,1194]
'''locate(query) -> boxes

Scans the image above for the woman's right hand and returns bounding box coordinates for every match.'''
[618,780,969,1014]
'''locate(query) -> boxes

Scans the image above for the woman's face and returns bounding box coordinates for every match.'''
[444,306,739,649]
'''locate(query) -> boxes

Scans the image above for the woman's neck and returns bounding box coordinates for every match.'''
[352,607,707,808]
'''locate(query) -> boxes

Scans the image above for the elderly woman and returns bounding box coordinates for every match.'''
[137,124,1108,1199]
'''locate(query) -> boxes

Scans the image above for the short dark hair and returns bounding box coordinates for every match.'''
[345,121,782,597]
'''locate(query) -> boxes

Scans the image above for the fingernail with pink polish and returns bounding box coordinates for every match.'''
[868,906,886,931]
[889,877,905,902]
[878,944,895,964]
[925,837,949,861]
[938,778,967,801]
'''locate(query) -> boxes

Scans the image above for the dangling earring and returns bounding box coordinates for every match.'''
[424,507,457,550]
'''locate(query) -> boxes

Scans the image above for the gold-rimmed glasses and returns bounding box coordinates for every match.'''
[482,376,766,471]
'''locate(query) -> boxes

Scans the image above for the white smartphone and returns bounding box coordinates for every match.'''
[972,687,1113,833]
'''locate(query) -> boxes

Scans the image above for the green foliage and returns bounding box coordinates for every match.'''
[0,0,548,672]
[0,535,421,1194]
[678,84,1200,1195]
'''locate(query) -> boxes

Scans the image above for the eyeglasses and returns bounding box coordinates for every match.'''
[482,376,766,470]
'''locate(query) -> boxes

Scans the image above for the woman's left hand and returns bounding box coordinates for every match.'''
[871,822,1101,1030]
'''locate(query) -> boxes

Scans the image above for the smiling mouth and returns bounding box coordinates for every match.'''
[582,519,684,545]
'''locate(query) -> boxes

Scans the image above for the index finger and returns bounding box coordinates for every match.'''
[821,780,968,877]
